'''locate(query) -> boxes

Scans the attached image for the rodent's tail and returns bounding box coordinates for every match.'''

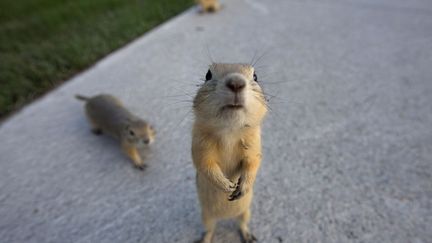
[75,94,90,101]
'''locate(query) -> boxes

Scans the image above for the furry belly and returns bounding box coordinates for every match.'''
[196,173,252,219]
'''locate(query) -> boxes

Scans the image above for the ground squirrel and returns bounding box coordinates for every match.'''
[76,94,155,170]
[196,0,221,13]
[192,63,268,242]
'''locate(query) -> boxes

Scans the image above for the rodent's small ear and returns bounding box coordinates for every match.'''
[150,125,156,134]
[205,70,212,81]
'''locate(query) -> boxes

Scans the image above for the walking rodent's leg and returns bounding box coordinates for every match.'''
[121,142,146,170]
[88,118,102,135]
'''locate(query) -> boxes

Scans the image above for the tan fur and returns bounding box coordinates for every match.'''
[76,94,155,170]
[196,0,221,13]
[192,63,267,242]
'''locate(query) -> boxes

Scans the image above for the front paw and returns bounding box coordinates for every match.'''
[224,179,237,193]
[134,162,147,171]
[228,177,247,201]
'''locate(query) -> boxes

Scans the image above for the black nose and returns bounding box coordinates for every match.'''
[143,139,150,144]
[226,78,246,93]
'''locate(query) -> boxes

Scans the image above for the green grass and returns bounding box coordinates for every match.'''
[0,0,193,118]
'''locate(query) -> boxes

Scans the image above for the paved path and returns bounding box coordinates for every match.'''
[1,0,432,242]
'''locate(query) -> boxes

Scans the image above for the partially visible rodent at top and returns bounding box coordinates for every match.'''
[75,94,155,170]
[196,0,221,13]
[192,63,268,243]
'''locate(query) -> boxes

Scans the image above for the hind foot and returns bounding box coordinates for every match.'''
[239,230,257,243]
[194,232,213,243]
[91,128,102,135]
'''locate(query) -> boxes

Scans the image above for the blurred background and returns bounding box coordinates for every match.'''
[0,0,193,119]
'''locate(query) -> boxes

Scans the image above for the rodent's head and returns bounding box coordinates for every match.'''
[122,119,155,147]
[193,63,267,129]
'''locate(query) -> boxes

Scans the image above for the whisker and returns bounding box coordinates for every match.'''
[252,94,290,125]
[167,87,196,97]
[193,94,212,108]
[253,88,297,105]
[252,93,271,110]
[261,80,292,85]
[162,94,194,99]
[253,64,270,70]
[168,100,193,104]
[252,49,271,67]
[164,76,201,87]
[205,44,215,64]
[250,49,259,66]
[176,108,194,128]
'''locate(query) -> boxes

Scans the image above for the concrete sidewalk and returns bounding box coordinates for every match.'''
[1,0,432,242]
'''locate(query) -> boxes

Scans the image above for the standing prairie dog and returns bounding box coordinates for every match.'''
[76,94,155,170]
[192,63,267,243]
[196,0,221,13]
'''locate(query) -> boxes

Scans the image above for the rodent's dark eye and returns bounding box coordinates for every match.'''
[253,72,258,82]
[205,70,212,81]
[129,130,135,136]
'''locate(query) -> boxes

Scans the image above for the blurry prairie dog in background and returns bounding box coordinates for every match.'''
[196,0,221,13]
[76,94,155,170]
[192,63,268,243]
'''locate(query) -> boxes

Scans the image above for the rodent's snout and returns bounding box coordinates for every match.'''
[225,76,246,93]
[136,137,153,147]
